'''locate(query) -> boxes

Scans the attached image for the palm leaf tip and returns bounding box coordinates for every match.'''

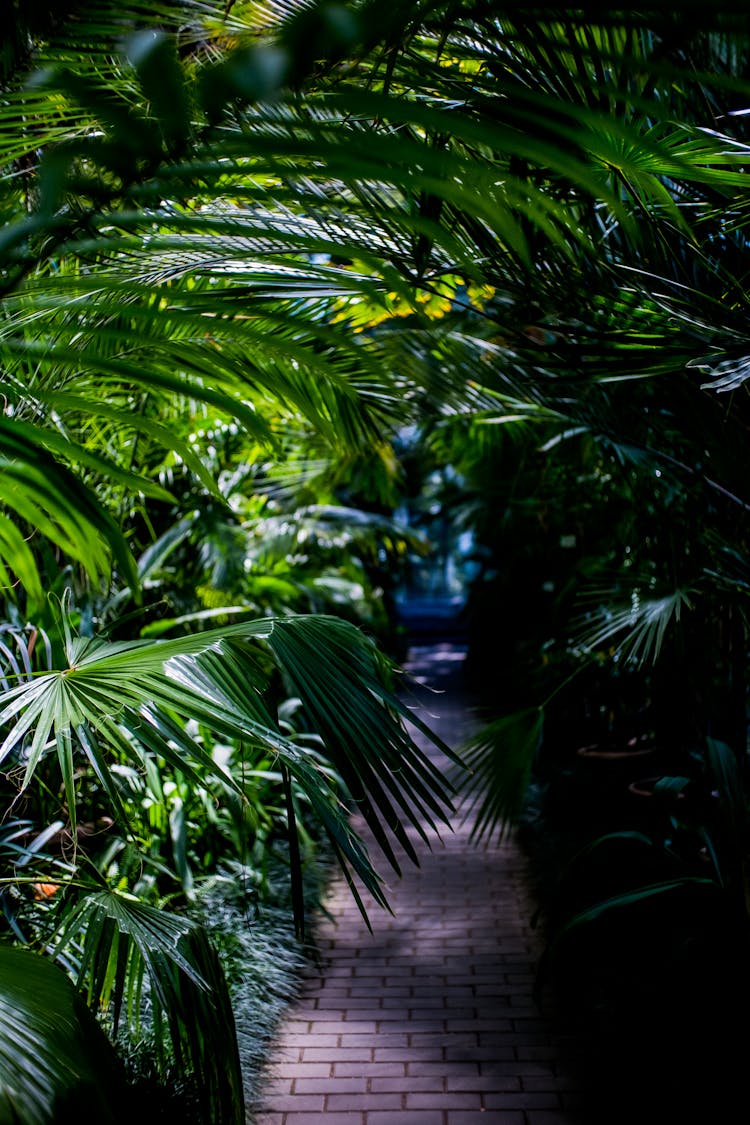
[458,707,544,845]
[260,614,458,810]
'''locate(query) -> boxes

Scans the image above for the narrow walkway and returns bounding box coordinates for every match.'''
[252,644,592,1124]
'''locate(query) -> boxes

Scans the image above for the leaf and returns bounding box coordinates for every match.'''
[0,607,454,919]
[0,429,138,592]
[705,737,749,858]
[54,891,243,1123]
[0,945,126,1125]
[257,615,458,869]
[125,31,191,152]
[0,515,44,614]
[550,877,718,943]
[574,586,695,667]
[458,707,544,843]
[40,394,219,497]
[169,799,194,895]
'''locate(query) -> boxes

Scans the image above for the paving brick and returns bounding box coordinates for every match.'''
[373,1048,415,1061]
[382,1018,449,1034]
[484,1092,562,1110]
[447,1114,524,1125]
[282,1032,340,1047]
[406,1091,484,1109]
[283,1114,363,1125]
[339,1032,408,1048]
[357,964,413,977]
[283,1062,331,1079]
[364,1007,410,1020]
[367,1113,444,1125]
[263,1094,324,1111]
[445,1074,521,1092]
[381,993,445,1008]
[308,1019,378,1034]
[408,1060,480,1077]
[370,1076,443,1093]
[407,1030,477,1048]
[301,1046,373,1062]
[362,986,411,998]
[333,1062,406,1077]
[294,1077,369,1094]
[445,1045,516,1062]
[327,1093,404,1111]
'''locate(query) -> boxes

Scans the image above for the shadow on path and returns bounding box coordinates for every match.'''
[251,642,726,1124]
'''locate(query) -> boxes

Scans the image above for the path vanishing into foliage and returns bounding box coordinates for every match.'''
[251,642,599,1125]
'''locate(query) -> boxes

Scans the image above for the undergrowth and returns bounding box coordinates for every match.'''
[119,846,332,1123]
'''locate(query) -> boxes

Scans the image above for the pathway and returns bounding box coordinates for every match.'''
[251,643,595,1124]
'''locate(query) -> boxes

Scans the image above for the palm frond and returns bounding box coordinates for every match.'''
[1,3,746,605]
[0,608,455,913]
[459,707,544,844]
[0,422,139,595]
[573,585,695,667]
[0,945,126,1125]
[53,890,244,1124]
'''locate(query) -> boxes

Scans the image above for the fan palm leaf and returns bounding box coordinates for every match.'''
[52,889,244,1124]
[573,585,696,668]
[0,608,455,908]
[459,707,544,844]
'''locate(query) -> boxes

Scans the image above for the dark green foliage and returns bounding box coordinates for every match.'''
[0,946,128,1125]
[4,1,750,1120]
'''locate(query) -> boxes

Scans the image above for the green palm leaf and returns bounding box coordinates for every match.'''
[0,438,137,593]
[53,890,244,1125]
[459,707,544,844]
[574,585,695,667]
[0,609,455,911]
[0,945,126,1125]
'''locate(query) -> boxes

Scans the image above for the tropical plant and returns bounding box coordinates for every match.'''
[4,0,750,1119]
[406,12,750,842]
[0,944,130,1125]
[526,732,750,1121]
[0,601,456,1114]
[0,4,444,1114]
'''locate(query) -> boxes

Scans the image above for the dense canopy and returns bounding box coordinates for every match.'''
[2,2,750,1120]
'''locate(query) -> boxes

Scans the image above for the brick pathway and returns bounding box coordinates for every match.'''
[251,643,593,1125]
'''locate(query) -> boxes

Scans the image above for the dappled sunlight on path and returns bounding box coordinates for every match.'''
[251,644,594,1124]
